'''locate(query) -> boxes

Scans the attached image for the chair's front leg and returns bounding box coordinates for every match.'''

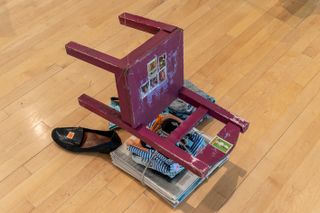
[65,41,125,74]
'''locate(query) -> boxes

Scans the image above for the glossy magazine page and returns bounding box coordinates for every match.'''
[110,131,228,207]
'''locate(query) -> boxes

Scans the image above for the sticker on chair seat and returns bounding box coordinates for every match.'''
[210,136,233,154]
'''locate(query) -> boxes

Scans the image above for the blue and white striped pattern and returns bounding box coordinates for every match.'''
[127,131,206,178]
[131,154,184,178]
[129,146,183,178]
[128,146,175,165]
[186,131,206,156]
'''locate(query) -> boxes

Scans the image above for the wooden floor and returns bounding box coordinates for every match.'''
[1,0,320,212]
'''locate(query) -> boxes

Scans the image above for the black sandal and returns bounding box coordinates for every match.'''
[51,127,122,153]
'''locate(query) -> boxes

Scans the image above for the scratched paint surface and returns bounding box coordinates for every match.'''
[124,29,184,126]
[67,13,249,176]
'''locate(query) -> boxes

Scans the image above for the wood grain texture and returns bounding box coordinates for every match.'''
[1,0,320,212]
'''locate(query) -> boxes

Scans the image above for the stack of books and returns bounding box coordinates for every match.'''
[110,130,228,207]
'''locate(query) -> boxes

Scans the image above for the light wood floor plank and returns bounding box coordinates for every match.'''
[1,0,320,212]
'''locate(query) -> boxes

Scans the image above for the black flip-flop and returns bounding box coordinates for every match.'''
[51,127,122,153]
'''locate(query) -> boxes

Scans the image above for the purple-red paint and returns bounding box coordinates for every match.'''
[65,13,249,178]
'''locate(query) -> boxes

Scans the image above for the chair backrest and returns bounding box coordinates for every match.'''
[66,13,184,128]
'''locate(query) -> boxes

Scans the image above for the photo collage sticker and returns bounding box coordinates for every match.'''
[140,53,168,98]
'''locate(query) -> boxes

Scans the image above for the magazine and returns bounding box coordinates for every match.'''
[110,130,228,207]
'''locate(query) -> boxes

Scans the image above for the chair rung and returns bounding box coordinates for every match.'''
[197,122,240,166]
[167,106,208,144]
[138,127,210,177]
[178,87,249,133]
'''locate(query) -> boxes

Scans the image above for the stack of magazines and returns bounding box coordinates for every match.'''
[110,130,228,207]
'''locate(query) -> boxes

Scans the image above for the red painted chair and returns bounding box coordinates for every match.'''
[65,13,249,177]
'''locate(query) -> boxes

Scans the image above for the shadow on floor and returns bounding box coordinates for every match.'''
[284,0,319,15]
[192,161,247,213]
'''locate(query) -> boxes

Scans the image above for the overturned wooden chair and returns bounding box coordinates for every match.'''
[65,13,249,178]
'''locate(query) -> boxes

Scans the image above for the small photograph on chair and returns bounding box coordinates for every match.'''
[147,57,158,77]
[158,53,167,70]
[158,67,167,83]
[210,136,233,154]
[150,75,159,89]
[140,81,150,98]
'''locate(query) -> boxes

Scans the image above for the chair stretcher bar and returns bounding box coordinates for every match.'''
[78,92,245,178]
[78,94,209,177]
[178,87,249,133]
[167,106,208,144]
